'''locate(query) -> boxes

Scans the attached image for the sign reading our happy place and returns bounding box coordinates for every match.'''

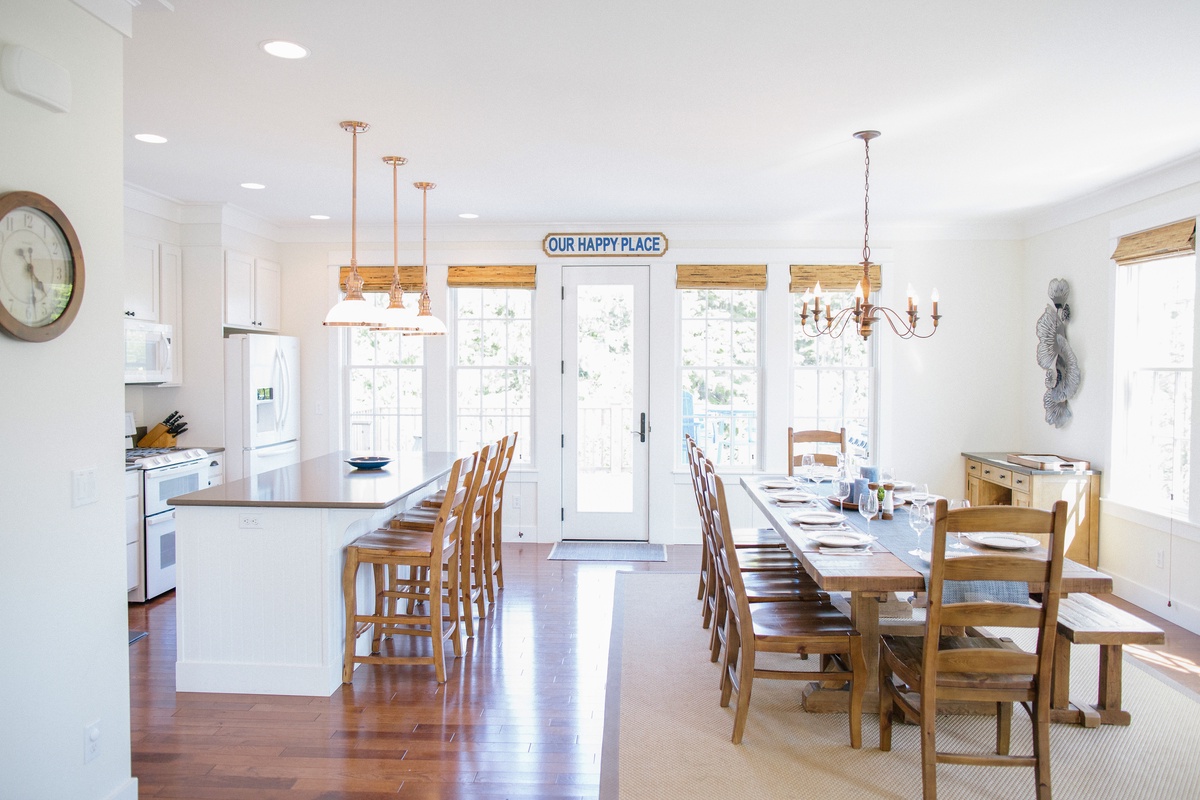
[542,232,668,257]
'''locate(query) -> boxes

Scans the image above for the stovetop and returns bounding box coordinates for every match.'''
[126,447,209,469]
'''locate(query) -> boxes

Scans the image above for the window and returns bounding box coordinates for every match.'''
[1114,253,1195,515]
[345,294,425,452]
[680,288,761,468]
[790,290,873,455]
[453,287,533,464]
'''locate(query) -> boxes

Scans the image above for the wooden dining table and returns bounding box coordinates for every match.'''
[741,475,1114,713]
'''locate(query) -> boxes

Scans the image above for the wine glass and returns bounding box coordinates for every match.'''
[858,488,879,537]
[908,503,930,558]
[909,483,929,513]
[800,453,815,479]
[831,477,851,510]
[948,499,971,548]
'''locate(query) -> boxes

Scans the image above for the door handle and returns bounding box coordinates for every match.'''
[638,412,646,443]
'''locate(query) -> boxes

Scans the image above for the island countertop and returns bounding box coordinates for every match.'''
[170,450,457,509]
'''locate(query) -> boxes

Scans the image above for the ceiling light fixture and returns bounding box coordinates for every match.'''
[324,120,384,327]
[405,182,447,336]
[260,40,309,59]
[240,182,265,190]
[798,130,941,341]
[371,156,419,332]
[133,133,167,144]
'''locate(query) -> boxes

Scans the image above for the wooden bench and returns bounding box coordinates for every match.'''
[1050,593,1165,727]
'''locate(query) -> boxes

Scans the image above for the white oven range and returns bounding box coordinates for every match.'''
[127,448,209,602]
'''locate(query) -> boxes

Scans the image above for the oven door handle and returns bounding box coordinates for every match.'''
[145,510,175,528]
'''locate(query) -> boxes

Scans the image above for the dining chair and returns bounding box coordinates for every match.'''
[709,469,866,747]
[787,426,847,473]
[341,449,477,684]
[878,500,1068,800]
[482,432,517,603]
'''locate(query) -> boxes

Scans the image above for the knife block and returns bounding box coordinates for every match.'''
[138,424,177,448]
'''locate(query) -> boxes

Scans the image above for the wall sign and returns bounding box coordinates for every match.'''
[542,232,668,257]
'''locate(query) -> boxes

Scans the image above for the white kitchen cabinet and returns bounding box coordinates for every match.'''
[125,470,141,593]
[158,243,184,385]
[224,251,280,331]
[124,236,160,321]
[206,452,224,487]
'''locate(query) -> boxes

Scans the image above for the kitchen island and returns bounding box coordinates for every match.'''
[170,450,457,696]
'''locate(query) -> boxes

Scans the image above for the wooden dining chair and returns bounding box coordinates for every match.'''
[787,426,847,473]
[879,500,1068,800]
[709,469,866,747]
[341,450,477,684]
[482,432,517,603]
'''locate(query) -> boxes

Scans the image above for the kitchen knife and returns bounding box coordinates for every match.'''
[163,411,181,426]
[171,424,188,436]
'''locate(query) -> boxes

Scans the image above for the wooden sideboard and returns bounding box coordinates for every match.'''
[962,452,1101,569]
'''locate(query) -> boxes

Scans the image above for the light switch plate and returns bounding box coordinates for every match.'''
[72,467,98,507]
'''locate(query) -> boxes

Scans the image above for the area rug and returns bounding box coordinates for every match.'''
[548,541,667,562]
[601,572,1200,800]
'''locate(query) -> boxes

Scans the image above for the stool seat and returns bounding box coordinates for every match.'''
[354,528,434,557]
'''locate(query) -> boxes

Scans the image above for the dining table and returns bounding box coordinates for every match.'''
[740,474,1114,714]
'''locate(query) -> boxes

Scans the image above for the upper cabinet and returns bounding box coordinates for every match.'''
[124,236,160,321]
[224,251,280,331]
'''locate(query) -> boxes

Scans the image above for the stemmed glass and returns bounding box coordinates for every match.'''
[948,499,971,548]
[908,502,931,558]
[858,488,879,537]
[831,477,851,510]
[800,453,815,480]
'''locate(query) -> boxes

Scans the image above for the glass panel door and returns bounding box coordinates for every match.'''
[561,266,649,540]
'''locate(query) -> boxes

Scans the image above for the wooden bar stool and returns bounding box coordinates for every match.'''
[482,432,517,602]
[341,451,476,684]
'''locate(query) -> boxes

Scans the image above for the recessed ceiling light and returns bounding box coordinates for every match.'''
[309,214,330,220]
[458,213,479,219]
[240,182,266,190]
[260,40,309,59]
[134,133,168,144]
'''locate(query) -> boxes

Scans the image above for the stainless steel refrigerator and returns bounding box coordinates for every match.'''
[224,333,301,482]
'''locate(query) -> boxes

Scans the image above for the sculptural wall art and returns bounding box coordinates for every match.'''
[1036,278,1080,428]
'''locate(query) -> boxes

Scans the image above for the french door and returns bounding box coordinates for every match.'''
[561,266,650,540]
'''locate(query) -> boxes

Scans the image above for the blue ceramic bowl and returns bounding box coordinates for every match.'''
[346,456,391,471]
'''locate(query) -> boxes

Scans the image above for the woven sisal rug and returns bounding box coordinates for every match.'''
[602,571,1200,800]
[548,541,667,562]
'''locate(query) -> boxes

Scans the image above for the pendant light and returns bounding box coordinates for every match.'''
[371,155,419,331]
[404,181,447,336]
[323,120,385,327]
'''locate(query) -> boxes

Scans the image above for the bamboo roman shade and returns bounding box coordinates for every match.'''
[447,265,537,289]
[339,266,425,292]
[675,264,767,290]
[1111,219,1196,265]
[789,264,883,292]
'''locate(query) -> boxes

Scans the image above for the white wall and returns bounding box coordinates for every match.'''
[0,1,137,798]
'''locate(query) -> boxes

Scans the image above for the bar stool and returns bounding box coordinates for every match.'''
[482,432,517,602]
[341,450,476,684]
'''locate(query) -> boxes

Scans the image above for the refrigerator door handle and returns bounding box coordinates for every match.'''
[276,347,292,434]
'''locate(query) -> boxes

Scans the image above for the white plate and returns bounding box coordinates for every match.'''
[966,532,1040,550]
[810,531,873,547]
[760,479,797,489]
[773,490,820,503]
[891,480,915,492]
[787,510,846,525]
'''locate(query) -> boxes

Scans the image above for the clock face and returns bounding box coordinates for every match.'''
[0,192,83,342]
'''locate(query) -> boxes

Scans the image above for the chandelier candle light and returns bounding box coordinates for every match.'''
[405,181,447,336]
[323,121,385,327]
[371,155,420,331]
[798,130,941,340]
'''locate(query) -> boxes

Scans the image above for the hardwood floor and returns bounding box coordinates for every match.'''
[128,543,1200,798]
[128,542,689,799]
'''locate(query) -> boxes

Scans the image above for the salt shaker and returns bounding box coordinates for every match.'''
[881,482,895,520]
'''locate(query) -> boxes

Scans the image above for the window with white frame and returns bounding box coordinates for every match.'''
[453,286,533,464]
[679,287,761,468]
[345,293,425,452]
[790,289,873,456]
[1113,247,1195,516]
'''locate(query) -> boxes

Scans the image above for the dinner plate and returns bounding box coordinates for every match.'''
[787,510,846,525]
[760,478,797,490]
[891,480,915,492]
[810,531,873,547]
[965,532,1040,550]
[772,490,820,503]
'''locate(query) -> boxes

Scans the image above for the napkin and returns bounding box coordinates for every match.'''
[817,547,873,556]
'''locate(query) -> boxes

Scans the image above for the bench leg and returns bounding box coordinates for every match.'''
[1096,644,1132,726]
[1049,633,1101,728]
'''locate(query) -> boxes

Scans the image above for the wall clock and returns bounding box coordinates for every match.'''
[0,191,84,341]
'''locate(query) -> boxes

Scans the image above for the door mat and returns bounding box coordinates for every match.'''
[548,542,667,562]
[129,630,148,645]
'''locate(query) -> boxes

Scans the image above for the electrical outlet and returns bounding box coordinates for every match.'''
[1155,549,1165,569]
[239,514,262,529]
[511,496,521,510]
[84,720,100,763]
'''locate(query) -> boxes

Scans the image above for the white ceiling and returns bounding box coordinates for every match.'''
[122,1,1200,232]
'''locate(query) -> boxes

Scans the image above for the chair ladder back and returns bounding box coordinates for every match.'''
[787,426,847,473]
[705,461,751,626]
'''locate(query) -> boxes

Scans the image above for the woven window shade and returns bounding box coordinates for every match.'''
[339,266,425,293]
[447,265,537,289]
[789,264,883,293]
[1111,219,1196,265]
[675,264,767,290]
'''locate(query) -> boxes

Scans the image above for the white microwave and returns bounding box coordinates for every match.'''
[124,319,174,385]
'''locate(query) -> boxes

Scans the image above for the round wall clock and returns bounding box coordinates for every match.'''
[0,191,85,342]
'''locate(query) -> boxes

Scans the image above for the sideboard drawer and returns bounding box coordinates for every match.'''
[980,465,1012,487]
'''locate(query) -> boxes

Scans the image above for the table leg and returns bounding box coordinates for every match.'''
[802,590,885,713]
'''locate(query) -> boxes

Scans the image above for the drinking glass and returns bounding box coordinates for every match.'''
[858,489,879,537]
[909,483,930,512]
[800,453,815,478]
[831,478,851,510]
[908,503,930,558]
[948,499,971,549]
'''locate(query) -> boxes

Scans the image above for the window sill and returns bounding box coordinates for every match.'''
[1101,496,1200,543]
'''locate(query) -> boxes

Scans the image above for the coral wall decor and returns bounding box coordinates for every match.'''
[1036,278,1080,428]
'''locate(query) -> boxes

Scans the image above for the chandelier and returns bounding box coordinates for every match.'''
[323,121,385,327]
[798,130,941,340]
[403,181,447,336]
[371,155,420,331]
